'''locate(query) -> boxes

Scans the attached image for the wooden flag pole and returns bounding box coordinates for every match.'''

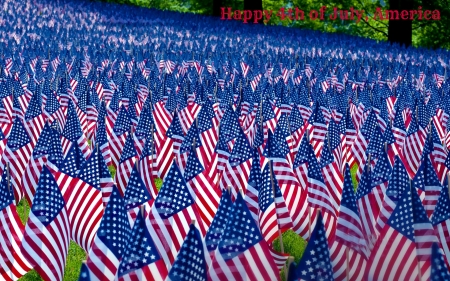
[285,256,295,281]
[345,247,350,281]
[447,172,450,201]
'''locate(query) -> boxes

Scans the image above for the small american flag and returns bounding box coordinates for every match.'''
[336,165,369,258]
[431,242,450,280]
[0,165,32,280]
[147,162,205,270]
[21,165,70,281]
[116,209,168,281]
[115,132,138,196]
[86,185,132,280]
[367,188,422,280]
[123,164,153,227]
[431,179,450,273]
[166,223,209,281]
[208,192,280,280]
[293,212,334,281]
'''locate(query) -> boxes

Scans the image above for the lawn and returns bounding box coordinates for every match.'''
[18,164,360,280]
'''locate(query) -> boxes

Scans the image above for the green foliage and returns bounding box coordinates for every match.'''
[155,178,163,190]
[17,199,87,281]
[350,163,359,191]
[108,165,116,178]
[273,230,307,280]
[103,0,450,49]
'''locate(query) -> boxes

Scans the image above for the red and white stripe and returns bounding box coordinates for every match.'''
[21,198,70,281]
[208,242,280,281]
[0,204,33,280]
[366,226,420,281]
[55,172,104,253]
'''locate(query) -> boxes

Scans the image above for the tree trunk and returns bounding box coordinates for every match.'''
[244,0,263,23]
[388,0,413,47]
[212,0,222,17]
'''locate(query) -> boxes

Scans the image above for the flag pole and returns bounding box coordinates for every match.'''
[285,256,295,281]
[345,247,350,281]
[447,172,450,201]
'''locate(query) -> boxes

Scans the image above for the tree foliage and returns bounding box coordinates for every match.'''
[102,0,450,48]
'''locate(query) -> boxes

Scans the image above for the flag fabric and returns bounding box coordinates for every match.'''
[411,186,439,281]
[146,161,205,270]
[20,165,70,281]
[55,147,105,253]
[207,192,281,281]
[183,146,221,232]
[366,188,420,281]
[115,132,138,196]
[1,117,34,204]
[116,208,168,281]
[293,211,335,281]
[166,223,209,281]
[431,242,450,280]
[431,179,450,271]
[123,163,153,227]
[85,185,132,281]
[204,188,233,261]
[0,166,32,280]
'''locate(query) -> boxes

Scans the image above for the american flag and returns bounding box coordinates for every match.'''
[116,208,168,281]
[207,192,280,280]
[258,161,293,244]
[24,90,46,147]
[115,132,138,196]
[137,132,159,199]
[431,242,450,280]
[123,164,153,227]
[376,156,410,235]
[0,165,32,280]
[411,186,439,281]
[418,156,443,218]
[402,116,426,175]
[166,223,209,281]
[22,123,63,207]
[293,212,334,281]
[184,147,221,232]
[219,129,253,199]
[240,61,249,78]
[366,188,421,281]
[146,162,205,269]
[109,106,133,169]
[431,178,450,272]
[204,188,233,261]
[306,143,336,218]
[61,101,90,159]
[20,165,70,281]
[1,117,33,204]
[356,156,387,252]
[56,148,106,253]
[336,165,369,258]
[392,108,407,151]
[86,185,132,281]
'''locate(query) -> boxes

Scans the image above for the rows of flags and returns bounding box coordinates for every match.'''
[2,0,450,280]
